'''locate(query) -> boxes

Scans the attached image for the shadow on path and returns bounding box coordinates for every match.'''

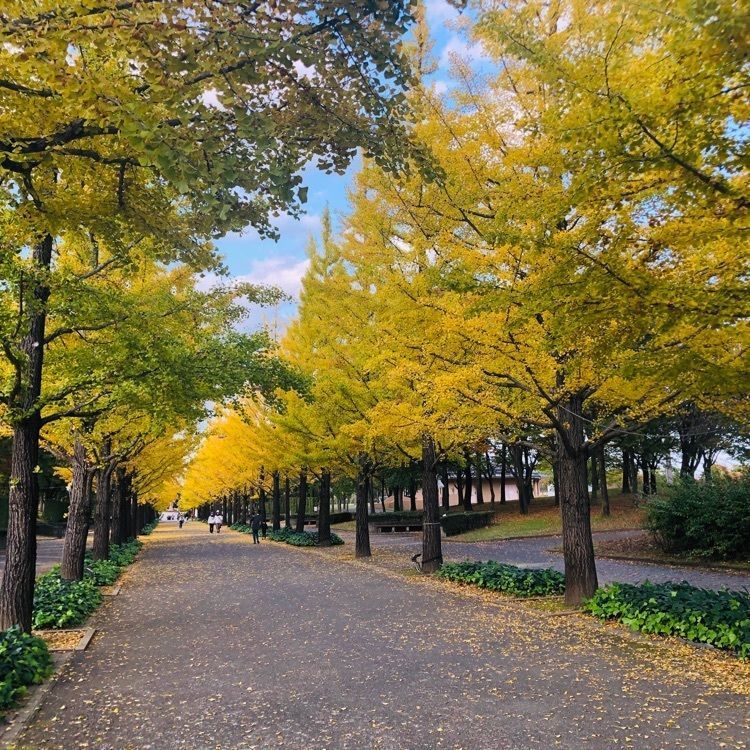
[17,523,750,750]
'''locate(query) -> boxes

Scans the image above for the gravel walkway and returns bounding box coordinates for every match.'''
[343,529,750,591]
[16,523,749,750]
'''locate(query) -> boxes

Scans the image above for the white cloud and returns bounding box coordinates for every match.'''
[240,255,311,299]
[425,0,460,25]
[439,34,486,68]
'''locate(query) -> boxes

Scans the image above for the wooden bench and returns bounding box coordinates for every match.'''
[369,520,423,533]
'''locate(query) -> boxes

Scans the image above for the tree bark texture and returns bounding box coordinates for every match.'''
[93,461,115,561]
[295,470,307,533]
[284,476,291,528]
[271,472,281,531]
[499,444,507,504]
[355,463,371,558]
[0,235,52,631]
[421,435,443,573]
[462,450,472,511]
[61,440,92,581]
[318,470,331,547]
[557,395,598,606]
[441,465,450,510]
[599,447,610,516]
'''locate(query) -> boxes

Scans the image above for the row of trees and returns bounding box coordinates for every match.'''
[180,0,748,605]
[0,0,435,630]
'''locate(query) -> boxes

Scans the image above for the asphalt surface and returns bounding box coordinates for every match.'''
[349,529,750,591]
[16,523,750,750]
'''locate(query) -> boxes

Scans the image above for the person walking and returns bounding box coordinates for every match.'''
[208,511,216,533]
[178,514,185,529]
[250,513,262,544]
[215,511,223,534]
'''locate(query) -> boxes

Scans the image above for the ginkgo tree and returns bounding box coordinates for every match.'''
[0,0,456,630]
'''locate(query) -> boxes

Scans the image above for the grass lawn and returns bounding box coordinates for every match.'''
[447,493,645,542]
[332,492,646,542]
[593,532,750,572]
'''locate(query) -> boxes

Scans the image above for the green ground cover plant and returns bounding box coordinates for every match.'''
[140,520,159,536]
[646,476,750,560]
[585,581,750,658]
[82,540,143,585]
[437,561,565,596]
[0,627,54,711]
[32,574,102,629]
[264,528,344,546]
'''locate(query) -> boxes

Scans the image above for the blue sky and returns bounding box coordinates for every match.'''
[211,0,482,333]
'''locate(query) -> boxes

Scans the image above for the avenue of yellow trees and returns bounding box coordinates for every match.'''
[180,0,749,605]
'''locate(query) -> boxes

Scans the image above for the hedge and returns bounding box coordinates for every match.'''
[440,511,494,536]
[585,581,750,658]
[646,476,750,560]
[369,511,424,524]
[437,561,565,597]
[0,627,54,711]
[266,527,344,546]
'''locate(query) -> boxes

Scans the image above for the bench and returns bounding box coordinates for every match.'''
[369,521,423,533]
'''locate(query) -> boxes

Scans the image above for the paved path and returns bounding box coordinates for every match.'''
[342,530,750,591]
[0,536,70,579]
[17,524,749,750]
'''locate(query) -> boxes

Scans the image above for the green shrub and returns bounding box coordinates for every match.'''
[585,581,750,658]
[440,511,495,537]
[267,528,344,547]
[84,559,121,586]
[140,519,159,536]
[81,540,142,585]
[329,511,354,524]
[108,539,142,568]
[369,511,424,524]
[0,627,54,710]
[437,561,565,596]
[32,572,102,630]
[646,476,750,560]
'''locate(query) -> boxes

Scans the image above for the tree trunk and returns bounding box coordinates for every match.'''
[462,450,472,510]
[485,452,495,505]
[380,478,386,513]
[421,435,443,573]
[295,470,307,533]
[129,492,138,538]
[500,444,507,504]
[393,485,402,512]
[474,453,484,505]
[93,460,115,561]
[0,235,52,631]
[599,447,610,517]
[621,449,631,493]
[441,464,450,510]
[552,460,560,507]
[557,395,598,606]
[355,462,371,558]
[318,469,331,547]
[649,465,658,495]
[590,450,599,503]
[61,440,92,581]
[259,469,267,525]
[110,467,127,546]
[510,444,528,515]
[271,472,281,531]
[640,453,650,496]
[408,467,417,512]
[284,476,291,528]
